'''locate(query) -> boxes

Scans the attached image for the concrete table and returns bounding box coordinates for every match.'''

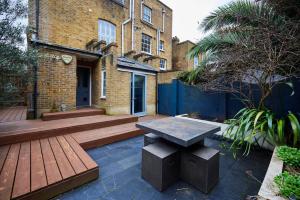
[137,117,221,192]
[136,117,221,147]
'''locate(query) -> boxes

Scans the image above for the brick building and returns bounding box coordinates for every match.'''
[28,0,173,117]
[172,36,201,71]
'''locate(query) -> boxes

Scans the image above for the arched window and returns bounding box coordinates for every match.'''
[98,20,116,44]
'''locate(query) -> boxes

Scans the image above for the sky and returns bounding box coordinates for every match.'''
[160,0,233,43]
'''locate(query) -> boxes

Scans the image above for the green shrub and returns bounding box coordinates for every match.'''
[225,108,300,157]
[277,146,300,167]
[274,172,300,199]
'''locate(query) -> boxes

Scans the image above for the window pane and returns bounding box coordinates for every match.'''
[160,59,166,70]
[99,20,116,44]
[142,34,151,53]
[143,5,152,23]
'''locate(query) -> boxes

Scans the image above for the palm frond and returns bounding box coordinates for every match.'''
[201,0,285,32]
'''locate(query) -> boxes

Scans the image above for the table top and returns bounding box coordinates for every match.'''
[136,117,221,147]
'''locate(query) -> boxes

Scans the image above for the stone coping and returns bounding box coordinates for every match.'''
[258,147,286,200]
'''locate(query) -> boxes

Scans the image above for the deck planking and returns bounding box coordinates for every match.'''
[0,107,27,123]
[0,114,164,199]
[0,135,99,200]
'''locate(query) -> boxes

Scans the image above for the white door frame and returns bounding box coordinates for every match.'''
[77,65,92,107]
[131,72,147,116]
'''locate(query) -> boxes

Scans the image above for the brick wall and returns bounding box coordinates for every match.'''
[28,0,172,116]
[95,52,156,115]
[158,71,181,84]
[29,0,173,70]
[36,48,77,117]
[172,38,201,71]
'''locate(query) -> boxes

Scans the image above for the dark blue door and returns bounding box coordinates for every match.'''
[76,67,90,107]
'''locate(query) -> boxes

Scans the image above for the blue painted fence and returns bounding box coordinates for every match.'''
[158,79,300,119]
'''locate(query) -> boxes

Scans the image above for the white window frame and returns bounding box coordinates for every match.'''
[160,59,167,70]
[159,40,164,51]
[111,0,125,6]
[101,70,107,98]
[98,20,116,44]
[143,5,152,24]
[141,33,152,54]
[194,56,199,69]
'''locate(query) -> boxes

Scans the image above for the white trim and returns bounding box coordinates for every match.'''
[140,51,152,56]
[162,9,165,32]
[100,70,106,99]
[131,73,147,116]
[159,59,167,70]
[142,4,152,24]
[77,65,92,107]
[117,68,156,76]
[141,33,152,55]
[121,0,133,56]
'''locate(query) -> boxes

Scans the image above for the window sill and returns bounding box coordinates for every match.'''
[141,51,152,56]
[141,20,155,29]
[100,96,106,100]
[160,68,167,71]
[159,49,165,52]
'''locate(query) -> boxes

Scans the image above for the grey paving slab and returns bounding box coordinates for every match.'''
[55,136,272,200]
[136,117,221,147]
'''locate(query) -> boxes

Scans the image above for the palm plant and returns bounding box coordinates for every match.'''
[178,0,300,154]
[179,0,299,108]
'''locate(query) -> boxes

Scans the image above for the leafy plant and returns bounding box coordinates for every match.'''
[274,172,300,199]
[178,0,300,109]
[277,146,300,168]
[224,108,300,156]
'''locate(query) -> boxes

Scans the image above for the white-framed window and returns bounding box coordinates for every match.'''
[142,33,151,54]
[143,5,152,23]
[159,40,164,51]
[101,70,107,98]
[194,56,199,68]
[111,0,124,5]
[98,20,116,44]
[160,59,167,70]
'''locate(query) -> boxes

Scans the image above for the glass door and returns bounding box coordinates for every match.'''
[131,74,146,116]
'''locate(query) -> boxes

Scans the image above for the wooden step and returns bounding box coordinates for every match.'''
[0,115,138,146]
[0,135,98,200]
[42,108,105,121]
[72,123,145,150]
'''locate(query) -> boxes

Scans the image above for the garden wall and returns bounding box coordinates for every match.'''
[158,79,300,119]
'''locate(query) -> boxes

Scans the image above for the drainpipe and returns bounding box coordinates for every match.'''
[131,0,135,50]
[156,29,160,55]
[161,8,166,33]
[33,0,40,118]
[121,0,133,56]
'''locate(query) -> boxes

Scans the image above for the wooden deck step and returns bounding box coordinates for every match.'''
[0,135,98,200]
[42,108,105,121]
[0,106,27,123]
[72,122,145,150]
[0,115,138,146]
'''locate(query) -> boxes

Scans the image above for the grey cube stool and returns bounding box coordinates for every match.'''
[142,142,180,191]
[180,146,219,193]
[144,133,162,146]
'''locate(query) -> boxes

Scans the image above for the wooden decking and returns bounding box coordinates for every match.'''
[0,110,164,200]
[0,115,138,146]
[0,107,26,123]
[0,135,98,200]
[72,122,144,150]
[42,108,105,121]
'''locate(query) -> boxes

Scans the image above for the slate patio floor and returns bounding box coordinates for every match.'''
[55,136,272,200]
